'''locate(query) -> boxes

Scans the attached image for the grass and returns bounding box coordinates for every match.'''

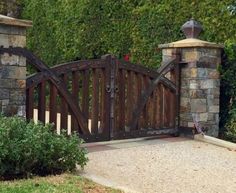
[0,173,122,193]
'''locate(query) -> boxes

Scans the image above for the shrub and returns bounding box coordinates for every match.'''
[0,116,88,180]
[225,109,236,143]
[226,122,236,143]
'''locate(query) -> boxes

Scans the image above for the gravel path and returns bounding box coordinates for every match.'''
[81,137,236,193]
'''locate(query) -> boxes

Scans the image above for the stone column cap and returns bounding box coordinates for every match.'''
[158,38,224,49]
[0,14,32,27]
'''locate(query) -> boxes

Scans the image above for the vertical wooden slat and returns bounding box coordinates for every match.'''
[159,84,164,128]
[169,68,176,128]
[169,91,175,127]
[146,77,153,128]
[82,70,89,122]
[99,68,106,133]
[127,71,133,128]
[71,71,79,133]
[118,69,125,131]
[104,61,111,139]
[38,81,46,123]
[142,75,149,128]
[135,73,142,130]
[163,86,169,127]
[26,87,34,120]
[91,69,99,134]
[148,82,154,128]
[151,89,157,128]
[60,74,68,130]
[49,83,57,130]
[175,63,180,129]
[155,84,161,128]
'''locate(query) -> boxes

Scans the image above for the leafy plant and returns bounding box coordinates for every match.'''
[0,116,88,180]
[219,42,236,138]
[225,108,236,142]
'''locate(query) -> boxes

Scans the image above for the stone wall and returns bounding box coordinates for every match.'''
[161,45,222,137]
[180,48,221,136]
[0,15,31,116]
[161,46,221,137]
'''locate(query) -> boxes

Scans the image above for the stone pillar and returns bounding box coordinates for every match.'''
[159,19,223,137]
[0,15,32,116]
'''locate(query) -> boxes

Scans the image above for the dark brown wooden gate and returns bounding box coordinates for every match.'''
[0,47,180,142]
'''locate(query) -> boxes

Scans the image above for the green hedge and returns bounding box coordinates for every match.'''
[20,0,236,68]
[0,116,88,180]
[2,0,236,139]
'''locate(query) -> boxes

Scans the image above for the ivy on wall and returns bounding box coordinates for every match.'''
[19,0,236,68]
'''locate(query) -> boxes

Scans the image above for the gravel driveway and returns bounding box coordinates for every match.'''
[81,137,236,193]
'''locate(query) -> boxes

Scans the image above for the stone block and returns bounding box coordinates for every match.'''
[190,68,197,78]
[162,49,173,56]
[180,97,190,113]
[2,105,19,116]
[1,99,9,106]
[189,80,199,89]
[0,66,26,79]
[10,90,25,103]
[190,99,207,112]
[0,25,26,35]
[209,105,219,113]
[8,35,26,47]
[189,89,205,98]
[0,34,9,47]
[198,56,219,67]
[213,99,219,105]
[197,48,220,57]
[207,95,214,106]
[0,53,19,65]
[181,68,190,78]
[197,68,208,78]
[181,79,189,89]
[182,48,197,61]
[180,97,190,107]
[0,79,15,88]
[208,69,219,79]
[15,79,26,88]
[162,55,172,62]
[0,88,9,99]
[200,79,215,89]
[17,105,26,117]
[199,113,208,122]
[184,51,198,62]
[188,122,194,127]
[180,121,188,127]
[181,88,189,97]
[180,113,192,121]
[207,113,215,121]
[19,56,26,66]
[207,88,220,97]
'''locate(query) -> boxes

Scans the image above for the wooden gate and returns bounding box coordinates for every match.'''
[0,47,180,142]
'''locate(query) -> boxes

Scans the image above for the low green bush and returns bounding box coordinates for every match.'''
[226,122,236,143]
[0,116,88,180]
[225,109,236,143]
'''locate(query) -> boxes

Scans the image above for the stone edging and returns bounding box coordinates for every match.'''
[194,134,236,151]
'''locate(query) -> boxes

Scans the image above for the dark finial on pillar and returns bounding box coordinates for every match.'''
[181,18,203,39]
